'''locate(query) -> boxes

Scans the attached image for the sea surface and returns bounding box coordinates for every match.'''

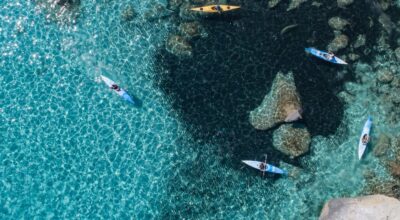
[1,0,400,219]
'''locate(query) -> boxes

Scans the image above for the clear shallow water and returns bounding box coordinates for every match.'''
[1,0,398,219]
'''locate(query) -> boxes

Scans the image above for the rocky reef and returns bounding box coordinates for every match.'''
[337,0,353,8]
[319,195,400,220]
[249,71,302,130]
[166,35,193,57]
[35,0,81,24]
[272,124,310,157]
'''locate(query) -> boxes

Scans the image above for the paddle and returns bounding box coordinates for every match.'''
[262,154,267,177]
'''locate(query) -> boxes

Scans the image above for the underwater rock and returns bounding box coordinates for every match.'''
[391,75,400,88]
[377,13,395,34]
[319,195,400,220]
[287,0,307,11]
[395,47,400,60]
[377,68,394,83]
[35,0,80,24]
[178,21,206,39]
[166,35,193,57]
[348,53,360,61]
[373,134,391,157]
[121,5,137,22]
[269,0,281,8]
[353,34,366,48]
[327,34,349,52]
[337,0,353,8]
[143,3,172,21]
[168,0,183,10]
[389,161,400,178]
[249,71,302,130]
[379,0,391,10]
[56,0,79,6]
[179,2,201,21]
[272,124,310,157]
[328,17,349,31]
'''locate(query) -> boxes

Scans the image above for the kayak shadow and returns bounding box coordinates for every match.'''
[130,94,143,107]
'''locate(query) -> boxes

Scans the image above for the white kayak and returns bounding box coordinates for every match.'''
[100,75,137,105]
[242,160,287,175]
[358,116,372,160]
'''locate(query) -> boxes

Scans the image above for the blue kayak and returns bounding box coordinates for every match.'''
[305,47,348,65]
[100,75,138,106]
[242,160,287,175]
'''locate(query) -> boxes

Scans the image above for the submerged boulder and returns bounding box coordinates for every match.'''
[121,5,137,22]
[268,0,281,8]
[377,68,394,83]
[327,34,349,52]
[395,47,400,60]
[320,195,400,220]
[166,35,192,57]
[353,34,366,48]
[337,0,353,8]
[179,21,206,39]
[249,71,302,130]
[373,134,391,157]
[272,124,310,157]
[35,0,81,23]
[287,0,307,11]
[328,17,350,31]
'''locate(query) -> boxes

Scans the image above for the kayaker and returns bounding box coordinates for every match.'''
[212,5,223,13]
[362,134,369,144]
[259,162,266,171]
[111,84,121,91]
[323,52,334,60]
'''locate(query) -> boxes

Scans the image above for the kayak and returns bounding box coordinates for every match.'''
[305,47,348,65]
[242,160,287,175]
[100,75,137,105]
[191,5,240,13]
[358,116,372,160]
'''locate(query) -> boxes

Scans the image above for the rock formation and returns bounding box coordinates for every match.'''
[327,34,349,52]
[249,71,302,130]
[328,17,349,31]
[166,35,193,57]
[337,0,353,8]
[319,195,400,220]
[272,124,310,157]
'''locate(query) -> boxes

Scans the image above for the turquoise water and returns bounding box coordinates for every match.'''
[1,0,399,219]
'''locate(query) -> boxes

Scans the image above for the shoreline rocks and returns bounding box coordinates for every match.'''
[320,195,400,220]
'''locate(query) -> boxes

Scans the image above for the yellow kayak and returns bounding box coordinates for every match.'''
[191,5,240,13]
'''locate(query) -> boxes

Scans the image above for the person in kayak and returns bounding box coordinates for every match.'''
[323,52,334,60]
[111,84,121,92]
[211,5,223,13]
[362,134,369,144]
[259,162,266,171]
